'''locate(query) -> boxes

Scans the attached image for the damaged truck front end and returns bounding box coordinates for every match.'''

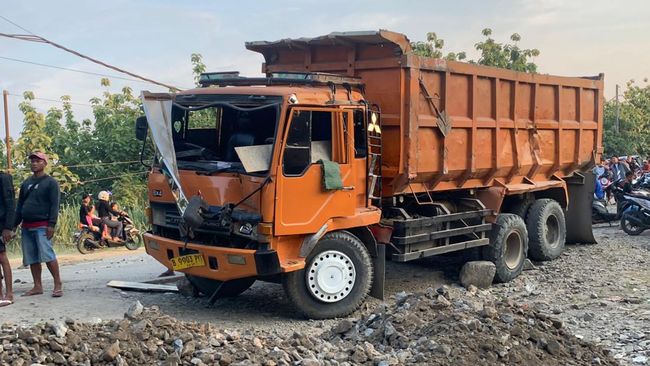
[139,90,285,299]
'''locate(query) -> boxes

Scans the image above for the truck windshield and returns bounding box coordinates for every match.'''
[169,95,281,174]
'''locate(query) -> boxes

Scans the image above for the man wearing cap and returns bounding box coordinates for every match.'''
[14,152,63,297]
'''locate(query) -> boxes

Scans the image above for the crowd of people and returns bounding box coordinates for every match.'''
[593,155,649,202]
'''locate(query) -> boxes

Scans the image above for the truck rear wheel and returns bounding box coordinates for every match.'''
[283,231,372,319]
[186,275,255,298]
[526,199,566,261]
[483,214,528,283]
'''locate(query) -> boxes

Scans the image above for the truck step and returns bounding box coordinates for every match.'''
[392,238,489,262]
[392,223,492,245]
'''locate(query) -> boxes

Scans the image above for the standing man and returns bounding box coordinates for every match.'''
[14,152,63,297]
[610,156,629,181]
[0,169,15,306]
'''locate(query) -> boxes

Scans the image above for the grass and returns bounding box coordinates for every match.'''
[5,203,148,259]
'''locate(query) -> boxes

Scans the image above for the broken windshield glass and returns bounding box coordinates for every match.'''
[169,95,281,174]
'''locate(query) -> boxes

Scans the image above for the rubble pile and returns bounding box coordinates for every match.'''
[0,287,618,366]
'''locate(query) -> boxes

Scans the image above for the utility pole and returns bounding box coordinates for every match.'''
[615,84,620,134]
[2,90,11,170]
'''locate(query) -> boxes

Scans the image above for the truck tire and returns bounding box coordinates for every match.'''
[186,274,255,298]
[483,214,528,283]
[526,199,566,261]
[283,231,372,319]
[509,199,533,221]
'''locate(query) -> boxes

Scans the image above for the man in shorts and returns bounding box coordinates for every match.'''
[14,152,63,297]
[0,170,15,307]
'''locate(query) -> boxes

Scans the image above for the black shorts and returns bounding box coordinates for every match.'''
[0,238,5,253]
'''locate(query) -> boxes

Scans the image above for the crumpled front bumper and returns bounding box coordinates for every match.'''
[143,232,281,281]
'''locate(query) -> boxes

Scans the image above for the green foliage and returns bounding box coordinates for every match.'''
[13,92,79,191]
[602,79,650,158]
[12,78,146,199]
[188,53,217,128]
[191,53,206,87]
[411,28,539,73]
[411,32,466,61]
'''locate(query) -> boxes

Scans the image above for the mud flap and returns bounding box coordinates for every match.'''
[564,171,597,244]
[370,243,386,300]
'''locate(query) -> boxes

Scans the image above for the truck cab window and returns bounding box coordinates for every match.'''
[353,109,367,158]
[283,110,334,176]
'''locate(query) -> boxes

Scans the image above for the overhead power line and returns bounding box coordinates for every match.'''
[0,16,181,91]
[66,160,140,168]
[79,171,148,185]
[0,15,35,35]
[0,56,159,85]
[6,92,94,107]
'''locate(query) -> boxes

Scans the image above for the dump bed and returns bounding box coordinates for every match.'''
[247,30,604,196]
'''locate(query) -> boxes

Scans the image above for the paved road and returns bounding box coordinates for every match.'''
[3,248,165,325]
[2,246,450,333]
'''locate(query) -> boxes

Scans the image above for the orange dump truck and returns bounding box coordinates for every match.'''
[136,30,603,319]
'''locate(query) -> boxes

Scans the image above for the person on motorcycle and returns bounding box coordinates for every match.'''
[109,202,127,220]
[97,191,123,242]
[79,194,102,234]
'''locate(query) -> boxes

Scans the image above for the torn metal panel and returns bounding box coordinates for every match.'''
[107,280,178,293]
[141,91,189,216]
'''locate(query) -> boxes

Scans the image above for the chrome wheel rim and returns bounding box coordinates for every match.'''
[306,250,356,303]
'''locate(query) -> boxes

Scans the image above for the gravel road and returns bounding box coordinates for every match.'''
[2,225,648,364]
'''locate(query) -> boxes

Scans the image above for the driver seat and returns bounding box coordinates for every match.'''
[225,117,255,161]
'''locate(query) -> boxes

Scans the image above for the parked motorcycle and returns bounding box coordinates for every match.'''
[633,172,650,191]
[592,181,630,224]
[619,191,650,235]
[75,213,141,254]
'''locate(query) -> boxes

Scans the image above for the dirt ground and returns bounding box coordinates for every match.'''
[1,225,648,365]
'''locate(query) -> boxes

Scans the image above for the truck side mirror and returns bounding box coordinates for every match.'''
[135,116,148,141]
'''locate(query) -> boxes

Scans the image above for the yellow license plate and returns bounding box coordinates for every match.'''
[171,254,205,271]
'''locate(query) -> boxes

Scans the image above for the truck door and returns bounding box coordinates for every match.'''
[275,107,356,235]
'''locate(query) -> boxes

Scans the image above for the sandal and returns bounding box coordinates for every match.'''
[0,299,13,307]
[52,289,63,298]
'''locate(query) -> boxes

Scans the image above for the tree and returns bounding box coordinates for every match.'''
[191,53,207,87]
[412,28,540,73]
[411,32,466,61]
[188,53,217,128]
[14,91,79,191]
[602,79,650,158]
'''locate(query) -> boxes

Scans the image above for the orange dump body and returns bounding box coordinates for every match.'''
[247,31,604,197]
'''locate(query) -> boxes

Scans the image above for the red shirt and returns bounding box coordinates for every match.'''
[22,221,49,229]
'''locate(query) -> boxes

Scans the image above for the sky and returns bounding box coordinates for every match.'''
[1,0,650,138]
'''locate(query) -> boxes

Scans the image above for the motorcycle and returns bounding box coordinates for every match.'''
[633,172,650,191]
[75,213,141,254]
[592,182,624,224]
[619,191,650,235]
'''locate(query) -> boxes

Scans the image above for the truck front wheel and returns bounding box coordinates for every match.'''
[283,231,373,319]
[483,214,528,283]
[526,199,566,261]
